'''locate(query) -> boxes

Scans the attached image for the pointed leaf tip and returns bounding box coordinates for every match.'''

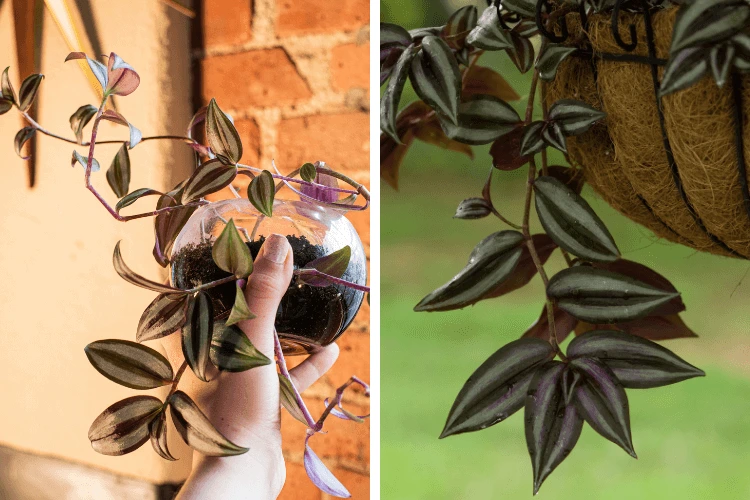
[304,438,351,498]
[441,338,555,437]
[248,170,275,217]
[212,219,254,278]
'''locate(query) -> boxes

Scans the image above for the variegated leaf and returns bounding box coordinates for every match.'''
[84,339,174,390]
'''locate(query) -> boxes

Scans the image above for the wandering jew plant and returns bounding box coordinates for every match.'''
[380,0,730,494]
[1,52,369,497]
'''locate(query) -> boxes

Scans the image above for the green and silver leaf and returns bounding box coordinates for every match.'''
[18,73,43,112]
[88,396,163,456]
[466,6,513,51]
[248,170,275,217]
[210,324,270,372]
[213,219,254,278]
[410,36,461,125]
[547,267,680,324]
[137,293,190,342]
[440,95,521,145]
[441,338,556,438]
[169,391,249,456]
[536,45,577,81]
[225,283,257,326]
[534,176,620,262]
[106,144,131,198]
[380,44,419,142]
[206,98,242,165]
[414,231,525,312]
[548,100,606,136]
[69,104,98,144]
[182,291,214,382]
[85,339,174,390]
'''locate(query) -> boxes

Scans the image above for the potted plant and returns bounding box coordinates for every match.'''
[1,51,369,498]
[380,0,726,494]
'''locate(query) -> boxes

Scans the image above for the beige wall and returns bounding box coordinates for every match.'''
[0,0,195,484]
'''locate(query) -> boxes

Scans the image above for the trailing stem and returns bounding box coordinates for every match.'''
[523,69,567,361]
[273,329,318,429]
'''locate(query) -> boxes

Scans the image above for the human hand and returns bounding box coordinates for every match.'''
[162,234,340,499]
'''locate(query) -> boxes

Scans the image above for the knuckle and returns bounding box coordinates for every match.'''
[246,272,286,302]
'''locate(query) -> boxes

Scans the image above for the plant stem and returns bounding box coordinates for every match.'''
[237,164,360,196]
[522,69,567,361]
[167,361,189,399]
[186,275,238,293]
[294,269,370,292]
[315,376,370,431]
[483,166,522,230]
[22,111,196,147]
[273,329,318,429]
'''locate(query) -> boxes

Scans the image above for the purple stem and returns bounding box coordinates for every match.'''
[295,269,370,292]
[237,164,359,196]
[315,376,370,431]
[22,111,196,146]
[273,329,318,429]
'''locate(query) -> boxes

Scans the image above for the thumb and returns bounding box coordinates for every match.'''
[240,234,293,357]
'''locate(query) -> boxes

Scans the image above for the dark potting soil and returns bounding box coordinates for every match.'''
[170,235,364,353]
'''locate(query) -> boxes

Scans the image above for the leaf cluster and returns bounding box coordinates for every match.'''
[383,2,709,494]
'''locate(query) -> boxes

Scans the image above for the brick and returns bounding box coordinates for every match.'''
[331,43,370,92]
[325,468,369,500]
[329,331,369,391]
[277,113,369,176]
[282,402,370,464]
[234,118,261,166]
[203,0,252,47]
[346,209,370,250]
[277,0,369,37]
[279,462,322,500]
[202,49,312,109]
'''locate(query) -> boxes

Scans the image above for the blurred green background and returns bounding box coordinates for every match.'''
[381,1,750,499]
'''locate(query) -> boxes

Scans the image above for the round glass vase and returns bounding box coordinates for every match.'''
[169,198,367,355]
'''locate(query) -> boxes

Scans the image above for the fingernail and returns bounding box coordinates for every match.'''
[261,234,290,264]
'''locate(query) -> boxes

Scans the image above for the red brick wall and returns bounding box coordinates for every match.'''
[199,1,370,498]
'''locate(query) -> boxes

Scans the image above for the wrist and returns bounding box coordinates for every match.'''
[178,441,285,500]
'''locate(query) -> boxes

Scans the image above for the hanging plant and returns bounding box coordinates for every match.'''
[2,51,369,498]
[380,0,729,494]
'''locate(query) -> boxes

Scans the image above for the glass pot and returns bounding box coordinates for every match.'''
[170,198,367,355]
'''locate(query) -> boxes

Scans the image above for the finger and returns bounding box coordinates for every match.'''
[241,233,293,357]
[289,343,340,393]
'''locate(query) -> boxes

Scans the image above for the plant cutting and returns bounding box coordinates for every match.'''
[380,0,731,494]
[1,51,369,497]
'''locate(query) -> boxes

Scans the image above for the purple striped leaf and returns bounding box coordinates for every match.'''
[248,170,275,217]
[182,159,238,202]
[137,293,190,342]
[440,338,555,438]
[206,98,242,165]
[18,73,43,112]
[14,127,35,160]
[571,357,636,457]
[525,361,583,495]
[149,410,177,461]
[182,291,214,382]
[113,241,185,294]
[568,330,705,389]
[84,339,173,390]
[169,391,248,456]
[88,396,163,456]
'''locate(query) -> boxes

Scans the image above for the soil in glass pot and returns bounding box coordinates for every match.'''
[170,198,367,355]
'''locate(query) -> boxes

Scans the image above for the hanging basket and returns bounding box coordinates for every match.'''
[546,6,750,259]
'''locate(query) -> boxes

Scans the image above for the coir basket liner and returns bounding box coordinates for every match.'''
[546,6,750,259]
